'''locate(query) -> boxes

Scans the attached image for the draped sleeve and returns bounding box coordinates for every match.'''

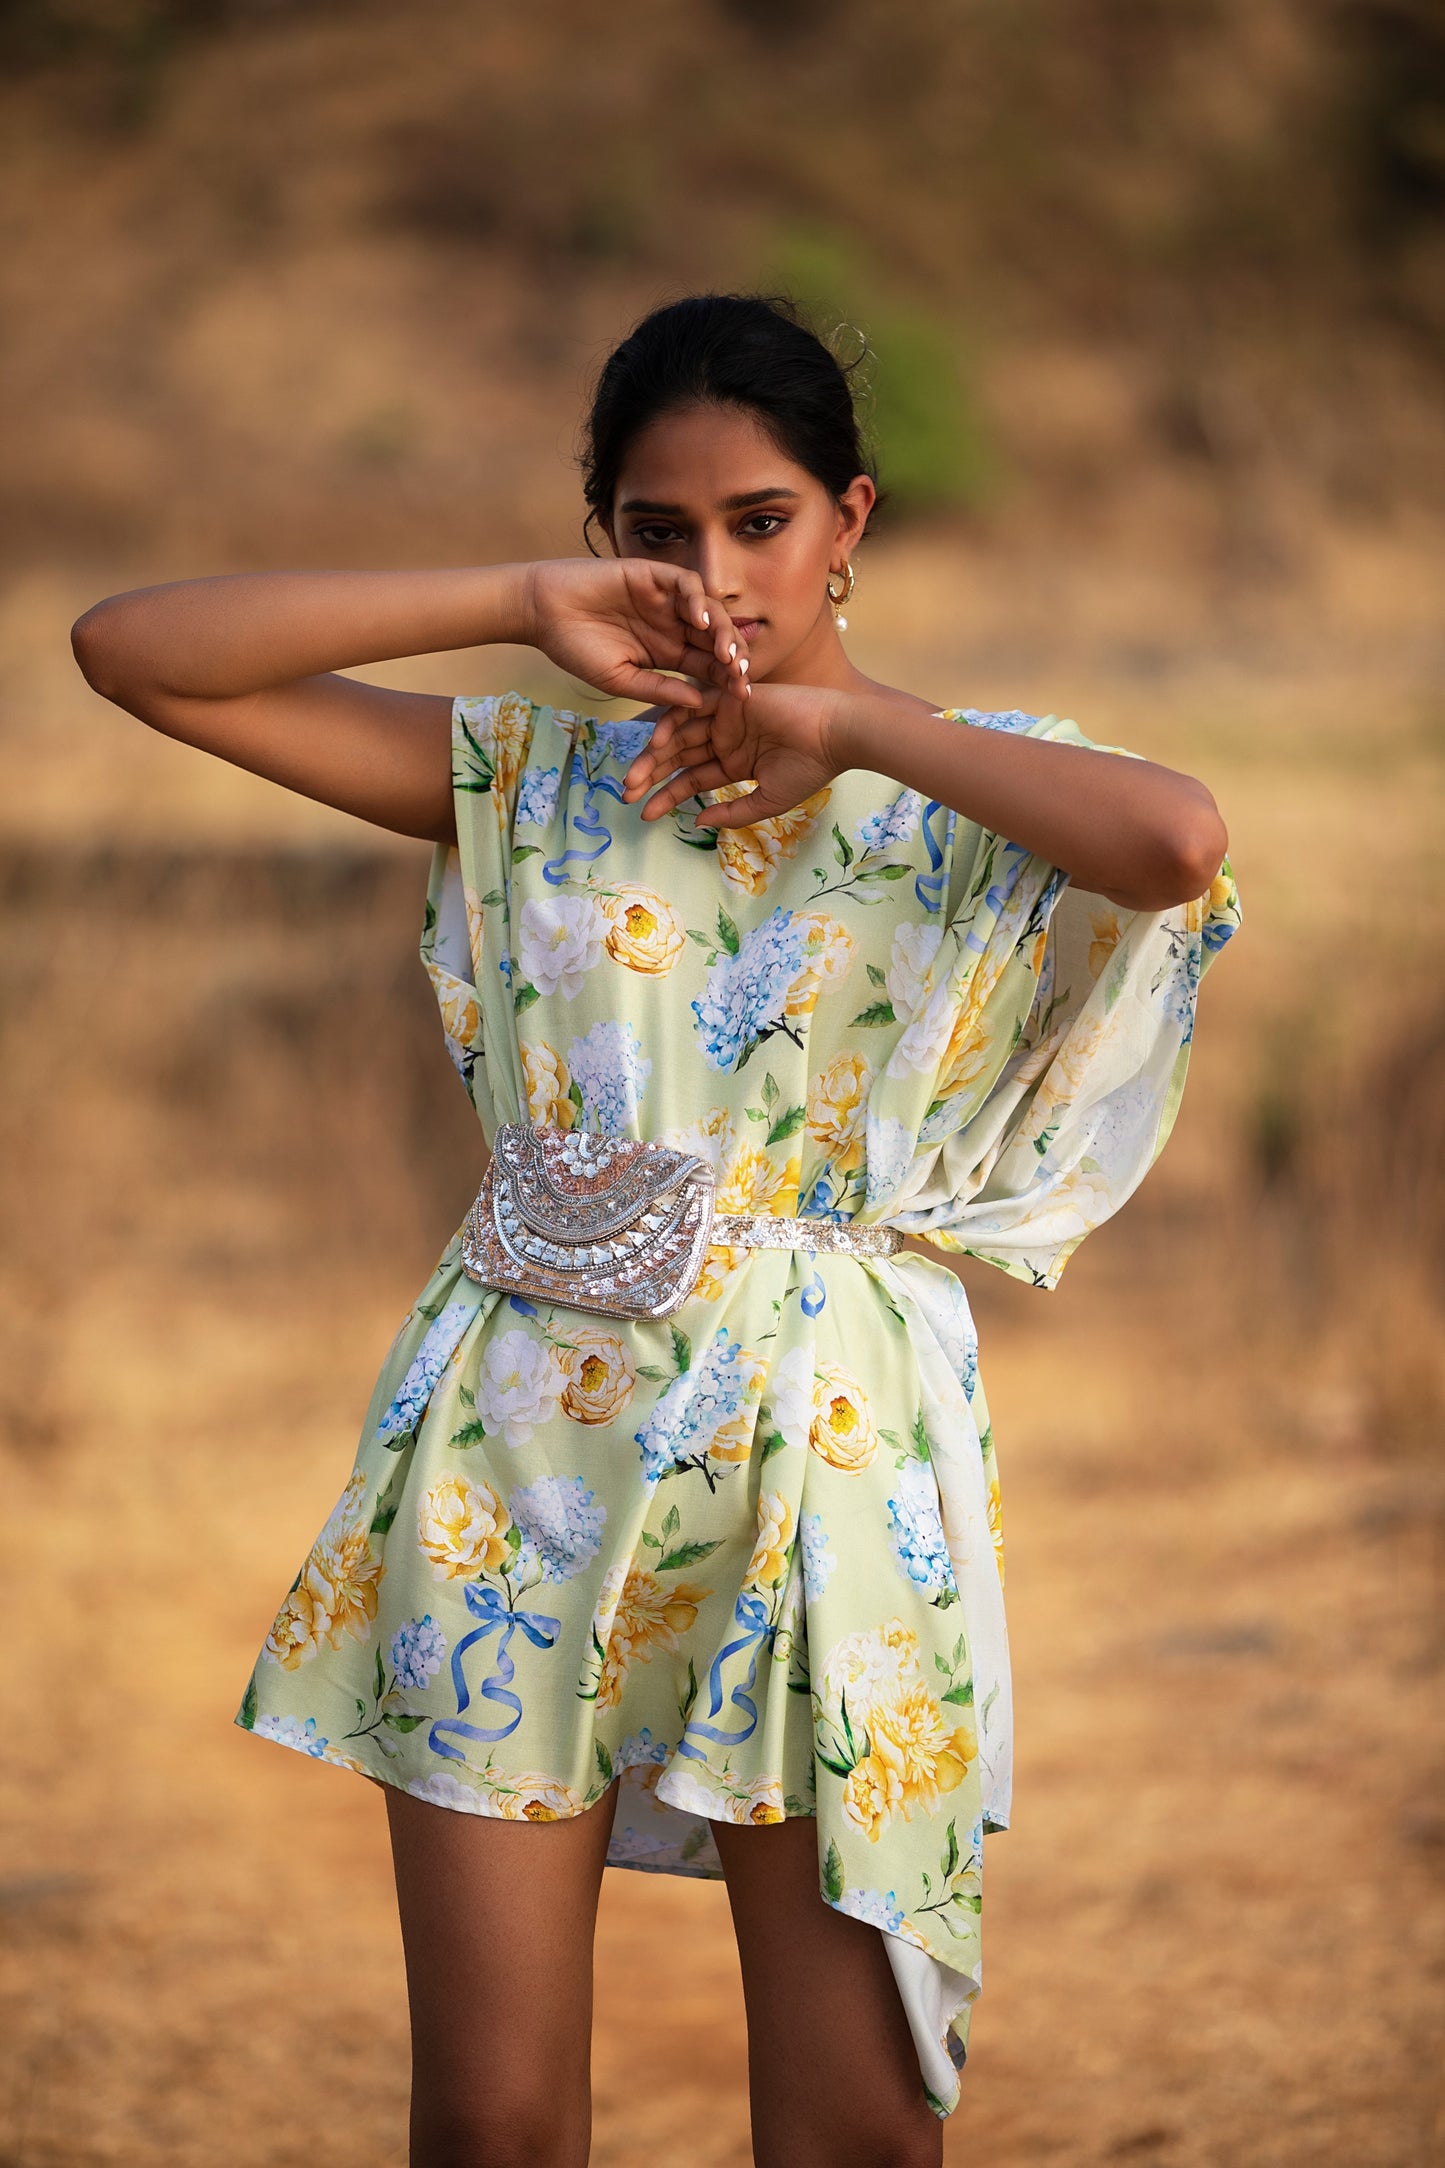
[419,691,543,1136]
[867,709,1241,1289]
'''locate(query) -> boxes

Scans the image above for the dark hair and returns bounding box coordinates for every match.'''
[580,293,876,552]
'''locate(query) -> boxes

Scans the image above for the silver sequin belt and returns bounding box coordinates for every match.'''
[711,1214,904,1258]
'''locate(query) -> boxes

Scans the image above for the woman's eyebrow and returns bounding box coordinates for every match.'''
[618,487,802,515]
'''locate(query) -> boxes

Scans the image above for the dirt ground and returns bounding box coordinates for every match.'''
[2,547,1443,2166]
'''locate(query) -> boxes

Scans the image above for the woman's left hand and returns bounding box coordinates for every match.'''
[620,681,846,828]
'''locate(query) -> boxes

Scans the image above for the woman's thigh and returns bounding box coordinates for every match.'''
[711,1815,943,2168]
[384,1779,619,2168]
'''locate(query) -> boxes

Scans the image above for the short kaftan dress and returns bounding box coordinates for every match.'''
[239,693,1240,2117]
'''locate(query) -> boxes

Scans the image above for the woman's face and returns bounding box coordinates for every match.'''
[604,401,874,686]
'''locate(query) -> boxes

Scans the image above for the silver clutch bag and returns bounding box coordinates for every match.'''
[459,1123,717,1322]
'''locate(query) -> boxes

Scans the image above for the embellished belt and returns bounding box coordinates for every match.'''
[459,1122,902,1323]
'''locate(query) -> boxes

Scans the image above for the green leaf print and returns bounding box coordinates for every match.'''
[513,981,541,1015]
[640,1528,662,1549]
[448,1420,490,1449]
[943,1818,960,1877]
[832,822,854,869]
[761,1071,780,1110]
[384,1713,424,1733]
[910,1408,931,1459]
[374,1648,386,1701]
[595,1739,614,1786]
[822,1839,845,1903]
[636,1364,673,1384]
[855,862,910,882]
[670,1325,692,1376]
[716,905,741,956]
[476,888,507,906]
[457,1384,476,1408]
[660,1502,681,1542]
[849,999,897,1027]
[656,1539,723,1571]
[239,1674,258,1731]
[759,1428,788,1462]
[765,1104,806,1145]
[678,1656,698,1725]
[941,1681,974,1706]
[510,847,540,864]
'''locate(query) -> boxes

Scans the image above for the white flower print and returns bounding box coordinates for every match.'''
[476,1328,563,1449]
[769,1342,816,1452]
[865,1114,918,1210]
[407,1770,490,1814]
[887,978,957,1078]
[886,921,945,1023]
[517,893,606,999]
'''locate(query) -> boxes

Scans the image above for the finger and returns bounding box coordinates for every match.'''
[674,587,749,696]
[604,663,706,711]
[694,784,779,829]
[639,760,736,822]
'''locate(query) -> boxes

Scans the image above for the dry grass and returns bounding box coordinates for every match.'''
[2,552,1443,2161]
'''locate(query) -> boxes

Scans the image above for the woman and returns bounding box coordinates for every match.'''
[72,294,1240,2168]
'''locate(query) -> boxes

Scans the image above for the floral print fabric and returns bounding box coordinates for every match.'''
[239,693,1240,2115]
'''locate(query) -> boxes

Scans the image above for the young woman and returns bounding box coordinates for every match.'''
[72,294,1240,2168]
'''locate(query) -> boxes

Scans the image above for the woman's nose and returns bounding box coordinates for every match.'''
[693,527,743,603]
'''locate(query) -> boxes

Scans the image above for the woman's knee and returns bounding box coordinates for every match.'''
[408,2087,590,2168]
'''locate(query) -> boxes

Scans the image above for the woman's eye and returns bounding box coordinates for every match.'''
[635,525,681,549]
[740,514,785,537]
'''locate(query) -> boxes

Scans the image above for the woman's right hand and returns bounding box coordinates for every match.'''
[521,558,750,711]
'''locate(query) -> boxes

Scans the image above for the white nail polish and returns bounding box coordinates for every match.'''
[728,642,737,660]
[701,611,710,627]
[739,656,749,674]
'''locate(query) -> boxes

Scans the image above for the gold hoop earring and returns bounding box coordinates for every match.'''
[827,561,856,631]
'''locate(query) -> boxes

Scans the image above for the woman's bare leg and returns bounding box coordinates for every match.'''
[384,1780,619,2168]
[712,1815,944,2168]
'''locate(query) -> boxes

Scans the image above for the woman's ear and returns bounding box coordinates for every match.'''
[837,474,877,552]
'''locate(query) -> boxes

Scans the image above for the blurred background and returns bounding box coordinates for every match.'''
[2,2,1443,2161]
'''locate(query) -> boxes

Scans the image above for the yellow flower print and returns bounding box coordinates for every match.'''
[694,1241,747,1304]
[709,1346,768,1462]
[805,1050,874,1174]
[663,1105,736,1170]
[709,781,832,896]
[985,1467,1005,1587]
[463,884,487,975]
[429,965,482,1057]
[602,883,686,974]
[417,1473,513,1580]
[785,912,857,1017]
[743,1489,795,1590]
[494,1773,587,1822]
[489,689,533,798]
[1087,907,1122,982]
[1185,866,1236,935]
[869,1682,977,1819]
[809,1362,879,1472]
[264,1473,383,1671]
[716,1143,799,1217]
[560,1325,637,1425]
[598,1563,710,1711]
[521,1040,575,1129]
[842,1750,906,1843]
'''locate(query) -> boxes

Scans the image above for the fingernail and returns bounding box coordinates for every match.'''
[728,642,737,660]
[701,611,710,627]
[739,657,749,674]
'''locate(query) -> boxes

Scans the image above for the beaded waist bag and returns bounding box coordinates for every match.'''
[459,1122,903,1322]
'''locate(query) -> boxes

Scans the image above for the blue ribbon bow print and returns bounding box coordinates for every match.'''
[676,1590,774,1759]
[428,1580,562,1761]
[914,800,954,913]
[542,772,626,885]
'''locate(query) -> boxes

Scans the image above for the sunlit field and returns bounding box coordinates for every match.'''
[2,525,1441,2164]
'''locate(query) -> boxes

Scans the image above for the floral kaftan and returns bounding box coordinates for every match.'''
[239,693,1240,2116]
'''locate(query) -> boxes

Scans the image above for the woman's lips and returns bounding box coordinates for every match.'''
[733,619,762,642]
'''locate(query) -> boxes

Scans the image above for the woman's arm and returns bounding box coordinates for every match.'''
[71,562,745,843]
[827,688,1228,911]
[625,679,1227,912]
